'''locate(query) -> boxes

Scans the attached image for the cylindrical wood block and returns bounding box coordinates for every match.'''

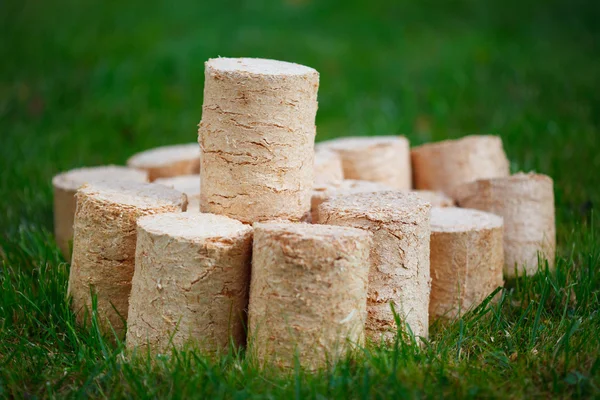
[314,147,343,184]
[154,175,201,213]
[411,135,509,194]
[52,166,148,261]
[311,179,391,222]
[199,58,319,223]
[317,136,411,189]
[68,181,187,337]
[453,172,556,278]
[248,222,371,370]
[429,207,504,321]
[412,190,455,207]
[127,143,200,181]
[126,213,253,353]
[316,191,431,342]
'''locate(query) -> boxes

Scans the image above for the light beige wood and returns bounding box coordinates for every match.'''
[311,179,391,222]
[316,191,431,342]
[248,222,371,370]
[317,136,411,189]
[52,165,148,261]
[199,58,319,223]
[68,181,187,337]
[453,172,556,278]
[126,212,253,354]
[429,207,504,321]
[411,135,509,194]
[127,143,200,181]
[412,190,455,207]
[314,147,344,184]
[154,175,200,213]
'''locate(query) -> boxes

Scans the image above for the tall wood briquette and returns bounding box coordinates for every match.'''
[316,191,431,342]
[126,213,253,354]
[453,172,556,278]
[429,207,504,321]
[52,166,148,261]
[317,136,412,189]
[127,143,200,182]
[411,135,510,194]
[68,181,187,337]
[248,222,371,370]
[198,58,319,223]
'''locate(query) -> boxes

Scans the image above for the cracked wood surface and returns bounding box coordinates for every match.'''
[68,181,186,338]
[316,191,431,342]
[248,222,371,370]
[198,58,319,223]
[52,165,148,261]
[126,212,253,353]
[453,172,556,278]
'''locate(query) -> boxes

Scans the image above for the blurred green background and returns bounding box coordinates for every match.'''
[1,0,599,243]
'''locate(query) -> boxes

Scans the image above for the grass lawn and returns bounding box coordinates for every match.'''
[1,0,599,397]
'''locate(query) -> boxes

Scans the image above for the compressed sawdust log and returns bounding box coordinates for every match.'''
[311,179,391,222]
[317,136,411,189]
[127,143,200,181]
[429,207,504,321]
[155,175,201,213]
[412,190,455,207]
[411,135,510,194]
[248,222,371,370]
[199,57,319,223]
[52,165,148,261]
[68,181,187,337]
[453,172,556,278]
[126,212,253,354]
[314,147,344,184]
[316,191,431,342]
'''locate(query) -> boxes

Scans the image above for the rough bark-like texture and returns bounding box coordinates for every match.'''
[316,191,431,342]
[154,175,201,213]
[314,147,343,184]
[411,135,509,194]
[317,136,411,189]
[311,179,391,222]
[199,58,319,223]
[126,212,253,354]
[453,173,556,278]
[412,190,455,207]
[52,166,148,261]
[127,143,200,181]
[248,222,371,370]
[429,207,504,321]
[68,181,187,337]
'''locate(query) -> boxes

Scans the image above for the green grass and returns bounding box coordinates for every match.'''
[1,0,599,397]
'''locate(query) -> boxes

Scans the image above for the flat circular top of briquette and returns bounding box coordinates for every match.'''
[482,172,552,185]
[317,136,408,151]
[410,190,455,207]
[254,221,370,241]
[154,175,200,196]
[77,181,186,209]
[127,143,199,168]
[318,190,430,222]
[52,165,148,191]
[412,135,502,153]
[313,179,391,197]
[138,212,252,241]
[206,57,317,76]
[430,207,503,233]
